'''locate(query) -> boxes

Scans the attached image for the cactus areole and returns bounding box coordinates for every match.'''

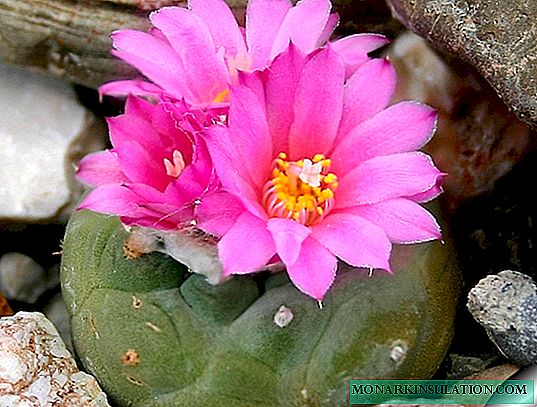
[61,210,460,406]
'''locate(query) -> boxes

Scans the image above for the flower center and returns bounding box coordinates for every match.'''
[163,150,186,178]
[262,153,338,226]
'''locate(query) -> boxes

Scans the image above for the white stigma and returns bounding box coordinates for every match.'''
[298,159,323,187]
[164,150,186,178]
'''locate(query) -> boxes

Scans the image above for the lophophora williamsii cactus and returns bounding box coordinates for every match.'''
[61,208,460,406]
[61,0,463,404]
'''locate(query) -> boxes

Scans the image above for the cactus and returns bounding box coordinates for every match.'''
[61,209,461,406]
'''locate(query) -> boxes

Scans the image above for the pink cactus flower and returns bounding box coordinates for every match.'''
[76,96,214,230]
[100,0,389,106]
[198,45,444,300]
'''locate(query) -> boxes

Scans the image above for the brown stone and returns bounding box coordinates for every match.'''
[388,0,537,130]
[0,291,12,317]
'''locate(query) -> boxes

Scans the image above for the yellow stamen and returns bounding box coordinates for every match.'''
[213,88,230,103]
[262,152,338,226]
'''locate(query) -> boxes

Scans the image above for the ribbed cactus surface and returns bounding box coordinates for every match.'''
[61,210,461,406]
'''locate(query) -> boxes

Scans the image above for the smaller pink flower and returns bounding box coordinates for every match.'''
[198,45,444,300]
[76,96,214,230]
[100,0,389,106]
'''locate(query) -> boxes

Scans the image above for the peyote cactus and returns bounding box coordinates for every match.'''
[61,209,461,406]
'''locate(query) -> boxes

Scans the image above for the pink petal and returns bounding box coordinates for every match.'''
[227,81,272,190]
[264,44,307,155]
[286,237,337,300]
[331,102,438,176]
[312,213,391,270]
[246,0,292,69]
[110,30,190,99]
[331,33,390,78]
[204,126,267,219]
[112,139,170,190]
[76,150,126,186]
[335,58,396,143]
[189,0,246,57]
[340,198,442,244]
[267,218,311,265]
[98,80,163,99]
[270,0,331,59]
[408,181,444,203]
[288,46,345,160]
[316,12,339,46]
[196,191,245,236]
[149,7,229,103]
[336,152,444,208]
[78,184,142,216]
[218,212,275,275]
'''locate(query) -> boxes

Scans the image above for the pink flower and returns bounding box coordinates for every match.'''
[100,0,389,106]
[198,45,444,300]
[76,96,214,230]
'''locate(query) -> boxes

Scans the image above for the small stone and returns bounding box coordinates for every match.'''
[44,293,73,353]
[0,293,11,318]
[0,253,58,304]
[0,312,110,406]
[0,63,105,223]
[467,270,537,365]
[273,305,293,328]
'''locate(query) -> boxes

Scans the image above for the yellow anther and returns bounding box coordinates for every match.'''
[323,173,338,184]
[323,189,334,199]
[213,88,230,103]
[264,152,338,226]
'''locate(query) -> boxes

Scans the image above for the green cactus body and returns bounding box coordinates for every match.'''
[61,210,461,407]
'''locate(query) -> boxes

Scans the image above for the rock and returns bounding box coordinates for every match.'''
[388,32,536,210]
[0,292,11,318]
[0,253,58,304]
[44,293,73,353]
[388,0,537,130]
[0,311,110,406]
[0,63,106,223]
[467,270,537,366]
[446,354,500,380]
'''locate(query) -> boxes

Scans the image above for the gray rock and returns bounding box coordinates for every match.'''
[467,270,537,366]
[0,253,58,304]
[0,311,110,406]
[0,63,106,223]
[388,0,537,130]
[44,293,73,353]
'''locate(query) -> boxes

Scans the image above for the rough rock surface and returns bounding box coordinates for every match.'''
[0,312,109,406]
[0,253,58,304]
[0,63,105,223]
[388,0,537,130]
[388,32,536,210]
[467,270,537,366]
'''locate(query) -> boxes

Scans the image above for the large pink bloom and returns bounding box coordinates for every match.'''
[100,0,389,106]
[198,45,444,300]
[76,96,214,230]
